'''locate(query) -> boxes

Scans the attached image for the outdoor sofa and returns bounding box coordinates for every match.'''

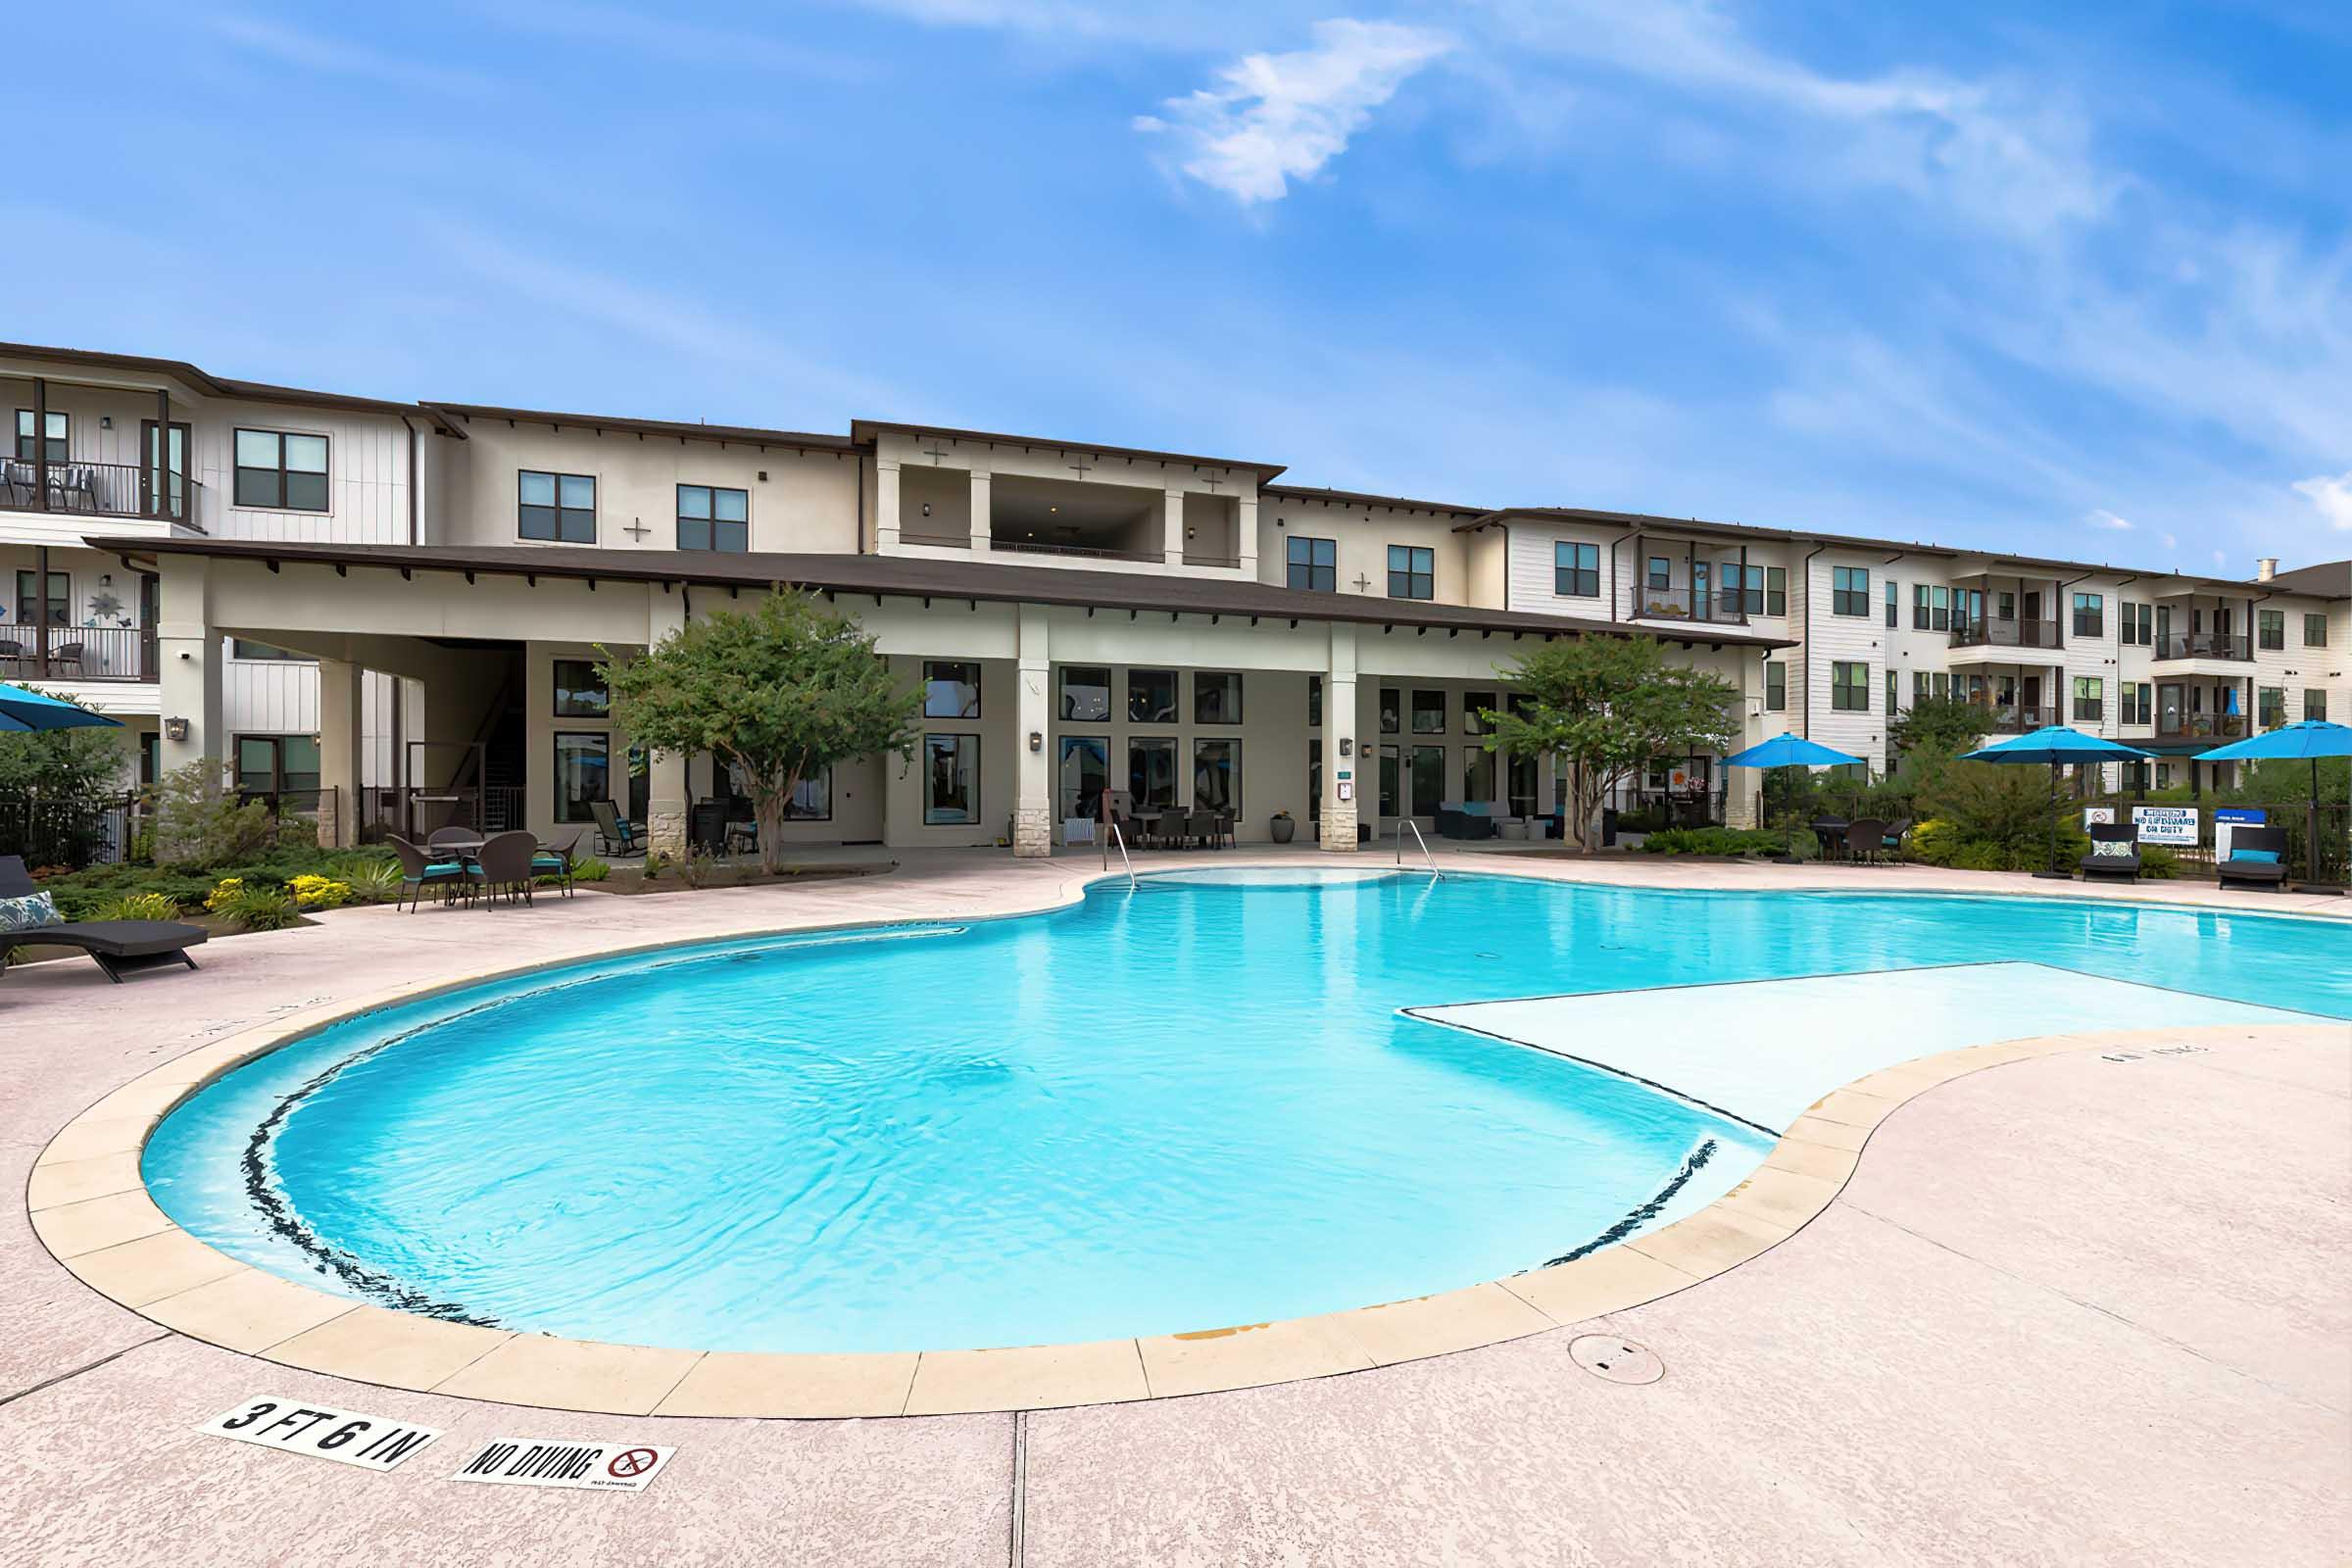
[2079,822,2141,882]
[0,856,208,983]
[2215,825,2290,892]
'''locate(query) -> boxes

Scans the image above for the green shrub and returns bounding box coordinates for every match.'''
[219,884,301,931]
[1642,826,1788,857]
[2138,846,2180,879]
[571,857,611,882]
[346,858,404,898]
[92,892,180,922]
[152,760,275,866]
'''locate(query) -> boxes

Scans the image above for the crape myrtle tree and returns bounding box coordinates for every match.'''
[1478,634,1740,853]
[598,590,923,874]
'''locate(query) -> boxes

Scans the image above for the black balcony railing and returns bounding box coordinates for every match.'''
[1980,704,2059,733]
[0,623,157,682]
[990,538,1162,564]
[1624,587,1748,625]
[2155,632,2252,662]
[1,457,197,520]
[1951,619,2062,650]
[2156,713,2248,740]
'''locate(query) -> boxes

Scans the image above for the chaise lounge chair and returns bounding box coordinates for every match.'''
[2215,824,2289,893]
[2079,821,2141,882]
[0,856,209,983]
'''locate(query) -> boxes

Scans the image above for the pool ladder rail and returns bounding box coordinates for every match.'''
[1396,818,1444,882]
[1104,819,1137,890]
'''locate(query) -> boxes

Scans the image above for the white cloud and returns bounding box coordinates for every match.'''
[207,15,489,95]
[2161,532,2178,550]
[1137,20,1454,204]
[2084,509,2132,530]
[2293,471,2352,532]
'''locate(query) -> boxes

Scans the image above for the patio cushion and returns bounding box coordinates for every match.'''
[2229,848,2280,863]
[0,891,60,932]
[421,860,465,877]
[531,855,565,870]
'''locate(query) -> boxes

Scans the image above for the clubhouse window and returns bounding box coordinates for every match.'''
[1195,670,1243,723]
[1286,536,1337,592]
[1128,668,1178,724]
[923,734,980,824]
[1464,689,1495,734]
[519,469,597,543]
[553,659,609,717]
[1555,541,1600,598]
[233,429,330,512]
[1059,665,1110,722]
[1128,737,1178,810]
[677,484,749,552]
[1410,689,1446,734]
[923,661,982,719]
[1193,739,1239,812]
[553,732,609,823]
[1388,545,1434,600]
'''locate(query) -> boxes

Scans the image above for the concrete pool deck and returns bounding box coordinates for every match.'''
[4,848,2348,1564]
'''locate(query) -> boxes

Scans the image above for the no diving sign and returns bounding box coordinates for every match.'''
[453,1439,676,1492]
[198,1396,441,1471]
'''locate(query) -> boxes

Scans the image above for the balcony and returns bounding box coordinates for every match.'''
[2154,713,2248,741]
[2,457,198,522]
[2155,632,2251,662]
[1624,587,1748,626]
[1950,618,2061,651]
[990,538,1162,566]
[0,624,157,683]
[1978,704,2059,733]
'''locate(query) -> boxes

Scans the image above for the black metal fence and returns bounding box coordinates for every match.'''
[2078,798,2348,883]
[0,792,143,868]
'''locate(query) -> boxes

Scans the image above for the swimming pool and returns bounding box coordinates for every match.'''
[141,873,2349,1354]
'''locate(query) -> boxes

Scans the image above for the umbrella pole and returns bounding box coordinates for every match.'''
[2033,760,2071,880]
[2308,757,2347,896]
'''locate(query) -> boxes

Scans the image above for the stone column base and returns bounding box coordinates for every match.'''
[1012,805,1053,858]
[648,808,688,861]
[1320,801,1360,852]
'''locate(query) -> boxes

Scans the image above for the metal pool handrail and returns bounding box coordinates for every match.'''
[1396,818,1443,881]
[1107,820,1136,890]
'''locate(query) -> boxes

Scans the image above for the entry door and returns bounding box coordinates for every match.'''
[2021,675,2041,721]
[141,419,191,519]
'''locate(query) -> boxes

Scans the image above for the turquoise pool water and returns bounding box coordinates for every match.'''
[143,874,2350,1352]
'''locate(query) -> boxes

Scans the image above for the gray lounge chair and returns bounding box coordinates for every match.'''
[2215,824,2289,892]
[0,856,208,982]
[589,799,642,857]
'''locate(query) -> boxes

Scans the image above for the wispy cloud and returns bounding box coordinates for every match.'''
[1136,20,1454,204]
[2085,509,2133,530]
[2293,471,2352,532]
[207,15,490,96]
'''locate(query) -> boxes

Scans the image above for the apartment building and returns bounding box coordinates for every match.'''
[4,341,2345,858]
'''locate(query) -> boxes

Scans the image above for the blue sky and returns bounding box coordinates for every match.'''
[19,1,2350,571]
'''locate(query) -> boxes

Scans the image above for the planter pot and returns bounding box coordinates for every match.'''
[1269,816,1297,844]
[1498,820,1530,842]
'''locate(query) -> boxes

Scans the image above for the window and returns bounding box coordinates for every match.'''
[1379,688,1400,734]
[1409,745,1445,816]
[1931,672,1949,701]
[923,661,981,719]
[923,734,980,823]
[553,659,608,716]
[1765,662,1786,711]
[1286,536,1337,591]
[1646,556,1672,591]
[1885,580,1897,627]
[1128,668,1177,723]
[1195,671,1243,724]
[1507,754,1540,817]
[519,469,597,543]
[1913,670,1931,704]
[2258,610,2284,652]
[2073,676,2103,722]
[1729,563,1763,616]
[14,409,68,463]
[1307,674,1322,727]
[2122,683,2152,727]
[224,638,312,662]
[1308,738,1322,822]
[1464,746,1495,803]
[1832,566,1869,617]
[2307,689,2329,722]
[234,735,320,799]
[2257,686,2285,729]
[1955,587,1984,631]
[233,429,329,511]
[1193,739,1240,812]
[1464,690,1495,733]
[1997,591,2016,621]
[676,484,750,552]
[2072,592,2104,638]
[1913,584,1931,630]
[1831,662,1869,710]
[1378,745,1400,818]
[1930,585,1949,631]
[1128,737,1177,810]
[15,570,69,626]
[2306,613,2328,648]
[1555,542,1600,598]
[1387,545,1434,600]
[1059,736,1108,822]
[2119,601,2152,647]
[1886,671,1898,714]
[1410,689,1446,735]
[553,732,609,823]
[1059,666,1109,722]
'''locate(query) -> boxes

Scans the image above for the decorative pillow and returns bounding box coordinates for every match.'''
[2090,839,2136,859]
[2230,848,2280,864]
[0,891,61,932]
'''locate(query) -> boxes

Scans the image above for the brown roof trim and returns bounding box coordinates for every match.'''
[851,419,1287,481]
[88,536,1794,649]
[1452,506,1961,559]
[0,342,466,435]
[1260,483,1488,517]
[425,403,858,455]
[2260,559,2351,600]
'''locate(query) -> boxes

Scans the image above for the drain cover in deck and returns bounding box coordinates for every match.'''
[1569,1335,1663,1385]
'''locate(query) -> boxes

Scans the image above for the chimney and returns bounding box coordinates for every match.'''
[2256,557,2278,582]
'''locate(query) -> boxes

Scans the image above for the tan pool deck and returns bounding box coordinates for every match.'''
[2,847,2347,1565]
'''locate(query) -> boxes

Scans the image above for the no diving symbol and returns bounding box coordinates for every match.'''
[608,1447,659,1480]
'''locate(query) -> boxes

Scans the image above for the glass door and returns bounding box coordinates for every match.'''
[141,420,191,520]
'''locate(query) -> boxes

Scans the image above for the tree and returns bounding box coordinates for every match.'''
[1888,695,1993,760]
[598,591,923,874]
[1478,636,1740,854]
[0,690,135,866]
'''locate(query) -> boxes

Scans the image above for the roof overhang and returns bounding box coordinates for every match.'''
[851,419,1287,482]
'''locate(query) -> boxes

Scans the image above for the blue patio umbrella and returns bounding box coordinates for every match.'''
[1722,732,1865,861]
[1958,725,2158,880]
[2194,719,2352,891]
[0,681,124,733]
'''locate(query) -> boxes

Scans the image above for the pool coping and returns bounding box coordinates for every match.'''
[24,867,2345,1418]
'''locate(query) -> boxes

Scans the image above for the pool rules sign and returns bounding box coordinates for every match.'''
[454,1439,676,1492]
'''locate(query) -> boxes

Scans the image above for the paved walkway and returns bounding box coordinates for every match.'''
[3,850,2346,1565]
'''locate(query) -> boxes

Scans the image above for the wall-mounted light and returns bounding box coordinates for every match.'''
[1028,731,1043,753]
[1339,737,1353,758]
[165,716,190,741]
[922,502,932,517]
[100,416,114,430]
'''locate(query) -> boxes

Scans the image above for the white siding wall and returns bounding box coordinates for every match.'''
[1799,550,1888,763]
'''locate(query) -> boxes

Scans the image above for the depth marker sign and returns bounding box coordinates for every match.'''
[452,1440,676,1492]
[198,1396,442,1471]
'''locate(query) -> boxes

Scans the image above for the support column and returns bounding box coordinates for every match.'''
[642,591,690,860]
[155,555,220,778]
[1321,623,1360,852]
[1013,604,1053,858]
[876,461,902,553]
[318,657,364,849]
[1236,491,1259,578]
[1163,487,1186,567]
[968,466,992,553]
